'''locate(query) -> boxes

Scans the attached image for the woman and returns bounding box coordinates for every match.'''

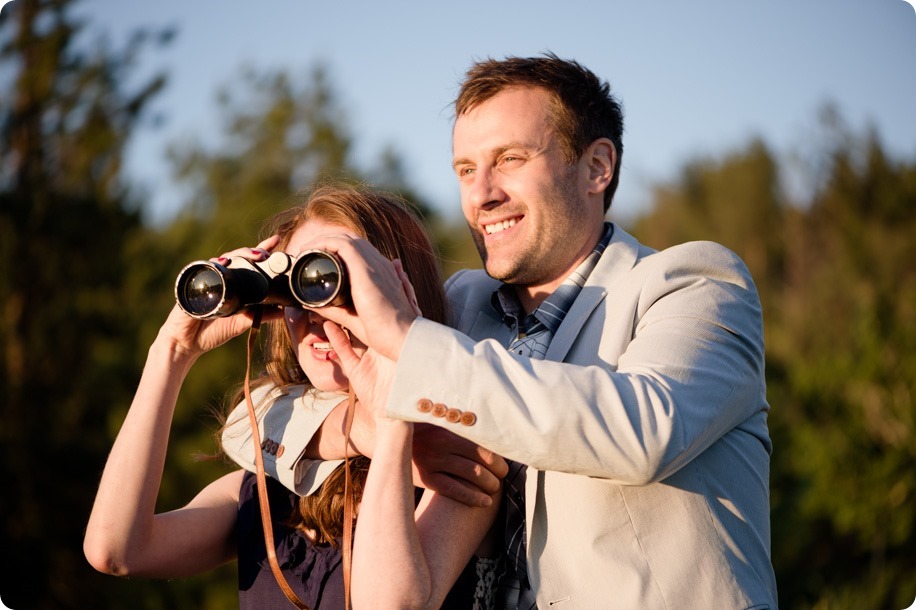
[84,183,502,609]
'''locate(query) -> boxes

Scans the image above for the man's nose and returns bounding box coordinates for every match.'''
[465,167,506,211]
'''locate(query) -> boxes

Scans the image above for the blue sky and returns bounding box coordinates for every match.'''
[68,0,916,225]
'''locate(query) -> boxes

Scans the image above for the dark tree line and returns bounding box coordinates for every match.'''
[1,1,912,608]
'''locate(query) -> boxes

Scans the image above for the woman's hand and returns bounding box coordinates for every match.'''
[158,236,283,361]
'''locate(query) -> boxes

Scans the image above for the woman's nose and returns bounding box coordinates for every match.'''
[306,309,325,326]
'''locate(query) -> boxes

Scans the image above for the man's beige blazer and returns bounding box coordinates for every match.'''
[387,224,779,609]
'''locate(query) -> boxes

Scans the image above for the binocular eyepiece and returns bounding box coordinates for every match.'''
[175,250,349,319]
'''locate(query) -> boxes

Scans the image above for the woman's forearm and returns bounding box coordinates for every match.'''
[352,417,501,610]
[351,420,431,609]
[83,333,196,575]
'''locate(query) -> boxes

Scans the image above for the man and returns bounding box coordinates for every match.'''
[316,54,778,609]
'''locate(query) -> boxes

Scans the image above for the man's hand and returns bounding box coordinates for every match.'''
[411,424,508,507]
[303,235,417,361]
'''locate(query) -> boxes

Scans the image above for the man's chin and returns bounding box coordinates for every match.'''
[483,258,522,284]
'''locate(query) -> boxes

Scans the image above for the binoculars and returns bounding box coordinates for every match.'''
[175,250,349,319]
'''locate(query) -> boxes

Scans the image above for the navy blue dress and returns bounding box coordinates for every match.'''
[237,472,493,609]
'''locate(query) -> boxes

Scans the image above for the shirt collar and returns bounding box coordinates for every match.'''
[491,222,614,333]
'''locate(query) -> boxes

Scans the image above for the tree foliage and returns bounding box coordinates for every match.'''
[0,1,190,607]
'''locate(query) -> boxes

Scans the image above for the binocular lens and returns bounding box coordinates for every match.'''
[291,251,347,307]
[177,264,226,317]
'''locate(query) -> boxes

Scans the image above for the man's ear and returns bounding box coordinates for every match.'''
[585,138,616,195]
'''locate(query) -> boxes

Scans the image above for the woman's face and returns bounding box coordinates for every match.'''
[283,218,366,393]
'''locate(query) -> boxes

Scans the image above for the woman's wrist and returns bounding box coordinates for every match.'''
[373,417,413,452]
[148,331,200,371]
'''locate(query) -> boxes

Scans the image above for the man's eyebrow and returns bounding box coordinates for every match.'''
[452,142,531,169]
[451,156,471,170]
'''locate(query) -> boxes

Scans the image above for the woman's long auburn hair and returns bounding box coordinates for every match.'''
[225,182,449,546]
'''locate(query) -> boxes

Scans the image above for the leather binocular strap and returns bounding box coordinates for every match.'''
[243,312,311,610]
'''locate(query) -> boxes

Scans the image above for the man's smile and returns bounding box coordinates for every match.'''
[483,216,521,235]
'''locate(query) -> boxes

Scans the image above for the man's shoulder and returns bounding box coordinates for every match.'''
[445,267,500,300]
[614,238,762,319]
[596,225,753,289]
[443,268,500,328]
[637,239,753,286]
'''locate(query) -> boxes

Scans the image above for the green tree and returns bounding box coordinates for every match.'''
[630,137,786,333]
[770,121,915,610]
[0,3,454,608]
[0,0,177,607]
[365,144,480,278]
[167,65,352,251]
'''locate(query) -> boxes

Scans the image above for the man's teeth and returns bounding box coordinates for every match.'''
[484,218,517,235]
[313,342,333,351]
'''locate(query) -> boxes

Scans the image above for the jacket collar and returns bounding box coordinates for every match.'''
[545,223,641,362]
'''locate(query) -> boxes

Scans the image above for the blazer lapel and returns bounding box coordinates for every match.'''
[545,224,642,362]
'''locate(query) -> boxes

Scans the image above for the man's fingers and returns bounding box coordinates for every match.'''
[414,424,509,480]
[393,259,422,317]
[315,306,368,346]
[411,425,508,500]
[413,450,503,496]
[467,444,509,480]
[415,472,495,508]
[441,455,503,495]
[324,321,359,373]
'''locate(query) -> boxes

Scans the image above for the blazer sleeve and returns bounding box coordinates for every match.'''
[385,242,771,485]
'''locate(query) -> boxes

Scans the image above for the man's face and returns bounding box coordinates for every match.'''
[452,87,605,302]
